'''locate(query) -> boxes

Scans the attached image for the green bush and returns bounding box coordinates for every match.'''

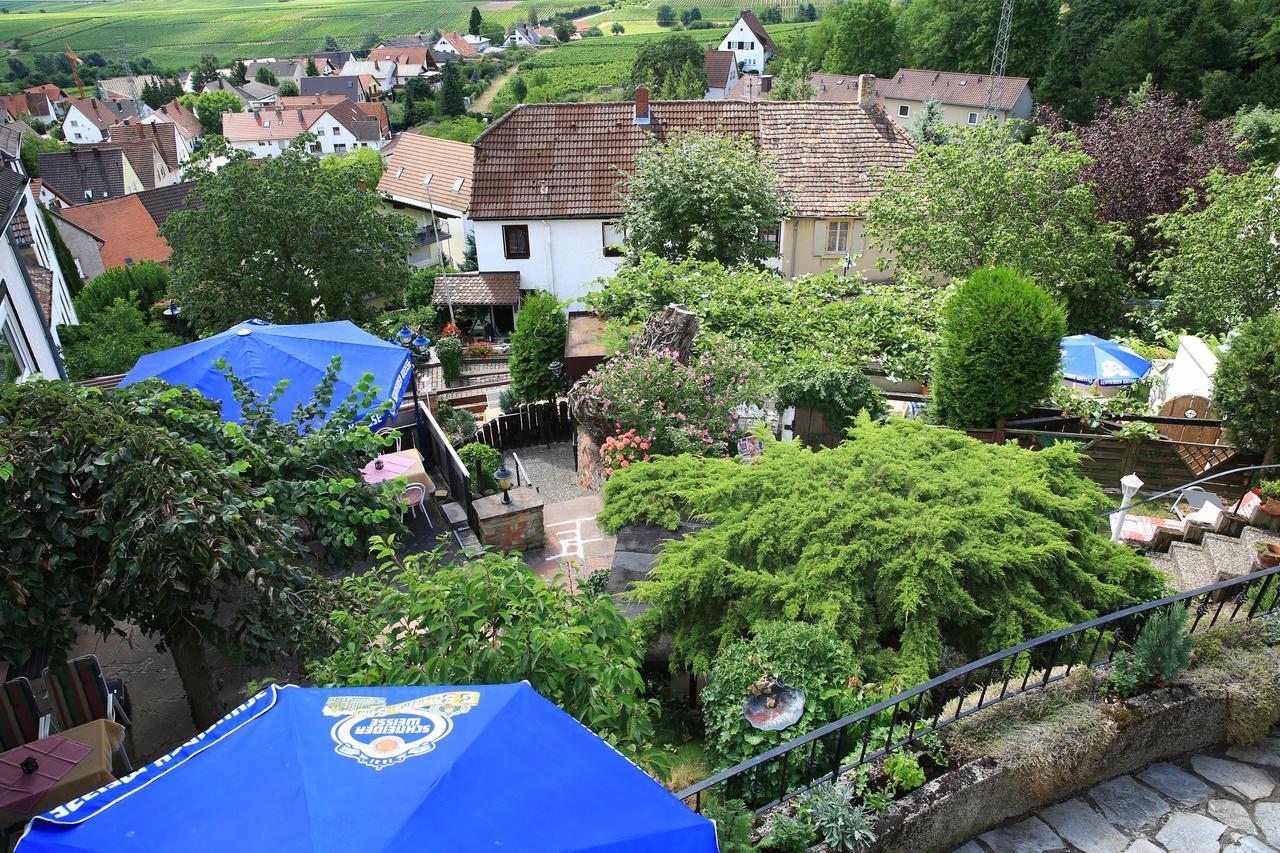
[1107,602,1193,698]
[509,292,566,403]
[434,402,477,440]
[799,783,876,852]
[74,261,169,319]
[499,387,522,414]
[703,799,755,853]
[775,360,886,437]
[436,335,464,386]
[1212,312,1280,460]
[458,442,503,495]
[883,750,925,794]
[404,268,436,310]
[763,816,816,853]
[58,298,179,380]
[929,267,1067,429]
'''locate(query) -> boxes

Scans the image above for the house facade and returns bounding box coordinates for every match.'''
[366,48,439,87]
[874,68,1034,129]
[468,82,915,306]
[376,132,472,268]
[704,49,740,100]
[221,100,389,158]
[433,33,491,57]
[62,98,148,144]
[717,11,775,73]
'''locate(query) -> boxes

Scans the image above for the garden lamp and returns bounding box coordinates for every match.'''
[1110,473,1144,543]
[412,333,431,355]
[163,299,180,317]
[841,254,853,276]
[548,360,563,377]
[396,324,414,345]
[494,465,515,504]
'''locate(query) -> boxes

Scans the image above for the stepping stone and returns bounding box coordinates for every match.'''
[1039,798,1129,853]
[1258,802,1280,847]
[1088,776,1172,831]
[979,816,1066,853]
[1228,737,1280,768]
[1210,798,1258,834]
[951,843,984,853]
[1140,762,1213,805]
[1223,836,1278,853]
[1124,841,1164,853]
[1191,755,1277,801]
[1155,812,1228,852]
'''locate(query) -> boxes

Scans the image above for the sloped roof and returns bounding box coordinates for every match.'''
[136,180,196,227]
[56,194,171,267]
[277,94,347,108]
[378,35,435,49]
[153,99,203,141]
[93,139,165,189]
[222,106,326,144]
[377,132,473,214]
[437,33,478,57]
[302,50,355,68]
[0,167,27,231]
[97,75,161,100]
[300,76,367,101]
[323,99,385,142]
[245,61,302,81]
[9,208,31,245]
[27,264,53,324]
[470,99,914,219]
[110,120,181,170]
[354,101,391,136]
[240,81,279,101]
[0,122,24,160]
[368,46,439,71]
[0,92,51,119]
[735,10,776,52]
[339,60,396,78]
[66,97,145,129]
[39,147,128,202]
[704,50,736,89]
[24,84,64,101]
[876,68,1031,112]
[435,272,520,306]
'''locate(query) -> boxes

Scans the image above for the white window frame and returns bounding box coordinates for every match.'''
[967,112,979,125]
[898,104,910,118]
[0,299,36,383]
[825,220,850,255]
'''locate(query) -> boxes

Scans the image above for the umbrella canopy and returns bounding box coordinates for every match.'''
[118,320,413,427]
[17,684,716,852]
[1060,334,1152,387]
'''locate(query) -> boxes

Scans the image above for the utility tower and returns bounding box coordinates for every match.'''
[984,0,1014,117]
[115,39,138,100]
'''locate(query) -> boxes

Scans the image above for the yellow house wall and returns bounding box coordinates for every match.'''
[781,217,896,280]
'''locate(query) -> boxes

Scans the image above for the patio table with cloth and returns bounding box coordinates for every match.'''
[0,720,123,830]
[361,449,434,494]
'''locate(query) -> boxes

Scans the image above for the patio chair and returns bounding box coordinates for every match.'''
[376,426,402,452]
[0,677,53,751]
[1171,486,1224,522]
[43,656,133,771]
[401,483,430,526]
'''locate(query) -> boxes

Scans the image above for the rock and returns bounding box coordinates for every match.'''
[1190,755,1277,801]
[1223,836,1278,853]
[1257,802,1280,847]
[951,843,985,853]
[1088,776,1172,831]
[1038,798,1129,853]
[1123,841,1164,853]
[978,816,1067,853]
[1154,813,1228,852]
[1139,762,1213,805]
[1209,798,1258,834]
[1228,737,1280,768]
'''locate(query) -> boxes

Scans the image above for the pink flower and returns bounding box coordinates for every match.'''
[643,455,650,462]
[621,460,630,468]
[604,467,613,475]
[639,441,649,450]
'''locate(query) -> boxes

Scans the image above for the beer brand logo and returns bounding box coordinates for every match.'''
[328,692,479,770]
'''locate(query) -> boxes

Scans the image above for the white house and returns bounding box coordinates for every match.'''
[61,97,148,144]
[377,132,473,269]
[504,24,549,48]
[704,49,740,100]
[338,60,398,93]
[0,168,77,381]
[221,100,389,159]
[433,32,491,57]
[717,11,775,74]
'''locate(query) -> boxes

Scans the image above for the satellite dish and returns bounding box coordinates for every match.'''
[743,675,806,731]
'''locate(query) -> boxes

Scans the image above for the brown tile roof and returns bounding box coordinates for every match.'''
[435,272,520,306]
[10,208,32,245]
[136,181,196,227]
[66,97,145,130]
[56,194,171,268]
[354,101,391,136]
[876,68,1030,112]
[27,264,53,324]
[222,106,327,143]
[439,33,479,57]
[90,139,165,189]
[39,147,128,203]
[377,132,473,213]
[24,84,64,101]
[277,94,347,108]
[704,50,735,89]
[325,99,385,142]
[726,74,767,101]
[736,10,776,52]
[110,120,181,170]
[471,101,760,219]
[368,46,439,71]
[154,99,203,141]
[471,99,913,219]
[0,92,50,119]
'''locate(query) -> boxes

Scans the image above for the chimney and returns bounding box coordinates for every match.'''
[760,75,773,94]
[634,85,650,124]
[856,73,876,108]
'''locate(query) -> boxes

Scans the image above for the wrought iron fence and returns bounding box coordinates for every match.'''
[676,563,1280,815]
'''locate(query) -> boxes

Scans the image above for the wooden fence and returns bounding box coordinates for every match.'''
[460,400,574,452]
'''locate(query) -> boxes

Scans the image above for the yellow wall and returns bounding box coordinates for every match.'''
[781,217,896,280]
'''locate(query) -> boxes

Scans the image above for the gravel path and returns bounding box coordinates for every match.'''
[505,442,590,504]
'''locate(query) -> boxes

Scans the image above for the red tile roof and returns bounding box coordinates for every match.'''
[736,10,776,52]
[56,194,171,268]
[435,272,520,306]
[110,120,181,171]
[154,99,203,142]
[439,33,479,57]
[704,50,736,89]
[28,265,53,324]
[875,68,1030,112]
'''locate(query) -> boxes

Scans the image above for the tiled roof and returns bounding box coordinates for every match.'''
[136,180,196,227]
[471,101,760,219]
[302,50,355,68]
[24,84,63,101]
[0,122,24,160]
[154,99,203,141]
[222,106,327,143]
[377,132,473,213]
[876,68,1031,112]
[0,92,51,119]
[245,61,302,81]
[438,33,478,57]
[39,147,128,203]
[0,167,26,232]
[368,46,439,71]
[97,75,161,100]
[10,209,31,245]
[325,99,385,142]
[110,120,181,170]
[354,101,391,136]
[66,97,145,129]
[339,60,395,79]
[736,10,776,52]
[90,140,164,189]
[56,194,171,268]
[277,94,347,108]
[704,50,736,89]
[299,76,367,100]
[471,99,914,219]
[378,35,435,49]
[27,264,53,324]
[240,81,279,101]
[435,272,520,306]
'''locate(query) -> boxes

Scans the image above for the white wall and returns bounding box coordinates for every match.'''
[229,139,286,159]
[718,19,768,72]
[63,107,105,144]
[473,218,623,307]
[1,235,63,380]
[20,182,75,336]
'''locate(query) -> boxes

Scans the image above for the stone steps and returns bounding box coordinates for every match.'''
[1149,523,1280,593]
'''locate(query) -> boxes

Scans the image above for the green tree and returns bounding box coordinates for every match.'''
[774,359,886,436]
[553,18,575,41]
[909,98,947,145]
[189,54,220,92]
[630,34,705,92]
[305,542,659,761]
[437,62,466,116]
[611,22,625,34]
[57,298,179,380]
[194,89,243,134]
[41,207,82,297]
[656,4,676,25]
[230,60,248,85]
[599,419,1167,681]
[512,76,528,101]
[766,59,816,101]
[255,66,278,86]
[305,56,319,77]
[621,131,790,266]
[469,6,483,36]
[74,260,169,318]
[277,80,300,97]
[929,267,1067,429]
[20,133,64,178]
[161,140,416,330]
[1146,166,1280,331]
[1233,105,1280,164]
[1211,312,1280,462]
[323,34,340,52]
[403,267,436,310]
[864,120,1129,331]
[7,57,29,80]
[509,292,567,403]
[808,0,897,77]
[895,0,1059,81]
[318,146,386,186]
[1079,17,1174,103]
[654,60,704,99]
[422,115,487,143]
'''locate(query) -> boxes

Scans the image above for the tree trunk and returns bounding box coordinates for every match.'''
[164,622,224,730]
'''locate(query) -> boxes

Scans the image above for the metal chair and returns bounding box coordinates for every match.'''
[0,677,53,751]
[377,427,402,452]
[401,483,430,527]
[1171,485,1224,522]
[43,655,132,771]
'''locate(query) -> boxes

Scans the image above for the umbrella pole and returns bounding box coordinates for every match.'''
[410,370,431,465]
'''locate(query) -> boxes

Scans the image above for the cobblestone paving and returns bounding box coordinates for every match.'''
[956,730,1280,852]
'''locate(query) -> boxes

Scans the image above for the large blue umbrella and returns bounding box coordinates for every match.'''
[17,684,717,852]
[1060,334,1152,388]
[118,319,413,428]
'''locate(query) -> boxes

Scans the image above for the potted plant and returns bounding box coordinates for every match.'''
[1256,540,1280,570]
[1253,480,1280,531]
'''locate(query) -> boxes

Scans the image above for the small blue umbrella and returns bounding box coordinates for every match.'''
[1060,334,1152,388]
[118,319,413,428]
[17,684,717,852]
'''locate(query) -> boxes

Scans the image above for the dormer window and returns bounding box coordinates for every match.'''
[84,190,93,200]
[452,177,464,192]
[422,173,433,187]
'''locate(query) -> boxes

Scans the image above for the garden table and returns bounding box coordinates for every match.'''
[362,448,434,494]
[0,719,123,829]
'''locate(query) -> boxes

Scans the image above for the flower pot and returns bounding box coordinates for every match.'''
[1257,543,1280,570]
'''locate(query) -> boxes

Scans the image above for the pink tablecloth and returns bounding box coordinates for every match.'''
[361,449,433,492]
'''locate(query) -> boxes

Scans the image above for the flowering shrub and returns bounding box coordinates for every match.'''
[579,345,765,457]
[600,429,652,476]
[441,320,463,338]
[464,341,495,359]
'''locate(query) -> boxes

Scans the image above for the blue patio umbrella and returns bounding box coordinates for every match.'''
[118,319,413,428]
[1060,334,1152,388]
[17,684,717,852]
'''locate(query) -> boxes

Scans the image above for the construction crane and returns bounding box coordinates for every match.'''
[65,45,86,100]
[983,0,1014,118]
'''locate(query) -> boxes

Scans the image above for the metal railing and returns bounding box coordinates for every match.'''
[512,451,535,491]
[1095,463,1280,521]
[676,563,1280,815]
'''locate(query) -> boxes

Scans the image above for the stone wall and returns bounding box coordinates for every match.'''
[474,486,544,551]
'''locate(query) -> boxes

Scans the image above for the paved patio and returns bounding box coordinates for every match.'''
[524,494,615,592]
